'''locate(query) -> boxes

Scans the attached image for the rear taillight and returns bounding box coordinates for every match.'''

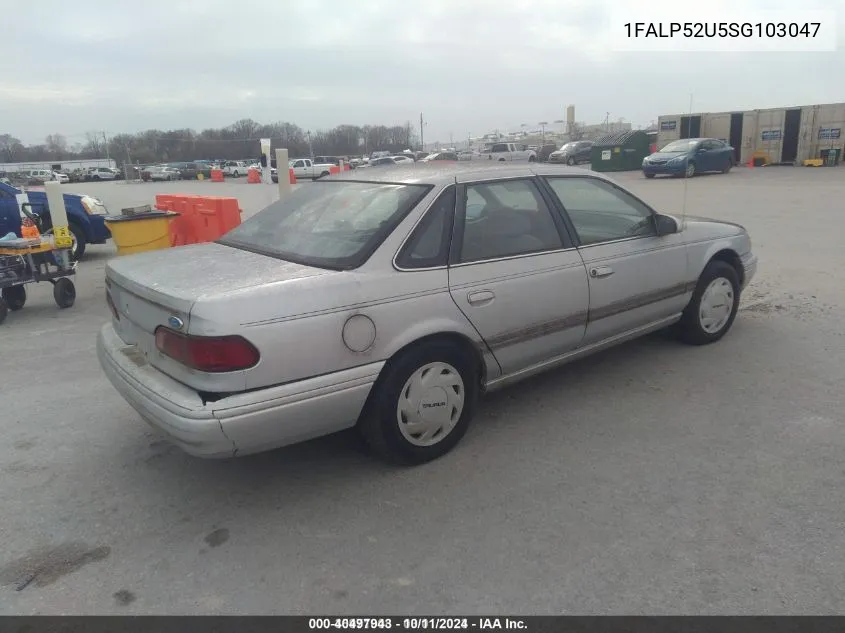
[154,327,259,373]
[106,292,119,321]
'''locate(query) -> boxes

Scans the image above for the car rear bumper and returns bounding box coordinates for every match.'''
[97,323,383,458]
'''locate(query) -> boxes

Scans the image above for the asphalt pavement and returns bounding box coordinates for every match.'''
[1,167,843,614]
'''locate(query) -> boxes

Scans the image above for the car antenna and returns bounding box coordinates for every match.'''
[681,92,693,231]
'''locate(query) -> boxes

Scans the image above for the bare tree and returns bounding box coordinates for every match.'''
[0,133,22,161]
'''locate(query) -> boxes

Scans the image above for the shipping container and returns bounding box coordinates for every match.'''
[657,102,845,165]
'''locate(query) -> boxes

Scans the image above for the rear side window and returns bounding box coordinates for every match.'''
[220,181,432,270]
[396,186,456,269]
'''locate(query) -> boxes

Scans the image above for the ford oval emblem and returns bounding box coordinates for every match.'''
[168,316,184,330]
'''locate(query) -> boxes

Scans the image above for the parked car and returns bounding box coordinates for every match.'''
[0,180,110,259]
[271,167,279,183]
[390,155,415,165]
[366,157,399,167]
[549,141,594,165]
[97,164,757,464]
[480,142,537,162]
[178,162,213,180]
[420,151,458,162]
[87,167,119,181]
[149,166,182,182]
[642,138,736,178]
[536,143,561,163]
[222,161,249,177]
[289,158,335,180]
[20,169,55,185]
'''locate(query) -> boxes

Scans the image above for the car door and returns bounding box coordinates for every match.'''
[695,140,717,172]
[543,175,690,345]
[448,176,590,375]
[577,142,593,163]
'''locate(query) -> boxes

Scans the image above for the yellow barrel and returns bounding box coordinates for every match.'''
[104,211,178,256]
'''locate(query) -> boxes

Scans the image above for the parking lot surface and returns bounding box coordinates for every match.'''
[1,167,844,614]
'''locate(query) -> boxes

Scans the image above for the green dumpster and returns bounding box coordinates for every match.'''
[590,130,652,172]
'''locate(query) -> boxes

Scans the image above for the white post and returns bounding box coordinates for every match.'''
[44,181,73,250]
[275,148,291,199]
[339,159,345,173]
[260,137,272,184]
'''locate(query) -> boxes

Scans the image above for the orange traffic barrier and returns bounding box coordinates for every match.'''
[247,168,262,183]
[289,168,297,184]
[155,193,241,246]
[343,164,351,171]
[210,168,224,182]
[329,165,340,175]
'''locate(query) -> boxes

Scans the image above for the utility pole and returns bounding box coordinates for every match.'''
[605,112,610,132]
[538,122,548,144]
[102,131,111,164]
[449,132,453,148]
[419,113,425,151]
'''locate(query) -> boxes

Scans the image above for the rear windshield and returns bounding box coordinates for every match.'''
[219,181,432,270]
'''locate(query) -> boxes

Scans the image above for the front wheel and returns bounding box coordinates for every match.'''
[685,162,696,178]
[644,172,655,179]
[53,277,76,309]
[358,341,479,465]
[676,260,740,345]
[69,223,86,260]
[722,160,732,174]
[233,171,239,177]
[528,155,536,162]
[1,285,26,310]
[566,156,575,166]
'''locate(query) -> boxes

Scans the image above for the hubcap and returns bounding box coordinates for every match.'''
[699,277,734,333]
[396,362,465,447]
[686,163,695,177]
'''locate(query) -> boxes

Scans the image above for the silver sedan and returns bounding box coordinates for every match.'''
[98,164,757,464]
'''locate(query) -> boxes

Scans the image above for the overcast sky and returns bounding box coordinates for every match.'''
[2,0,843,146]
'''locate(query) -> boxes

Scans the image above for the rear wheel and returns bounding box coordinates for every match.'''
[1,285,26,310]
[644,172,655,179]
[53,278,76,309]
[722,160,732,174]
[528,155,536,162]
[676,260,740,345]
[358,341,479,465]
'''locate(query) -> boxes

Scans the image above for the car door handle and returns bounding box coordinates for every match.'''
[590,266,614,278]
[467,290,495,306]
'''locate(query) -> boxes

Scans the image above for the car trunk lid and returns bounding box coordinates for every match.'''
[105,242,333,387]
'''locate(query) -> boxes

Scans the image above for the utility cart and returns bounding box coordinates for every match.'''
[0,236,76,325]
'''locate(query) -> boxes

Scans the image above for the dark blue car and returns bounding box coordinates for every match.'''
[0,181,111,259]
[642,138,735,179]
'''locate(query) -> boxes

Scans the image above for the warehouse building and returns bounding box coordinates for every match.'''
[657,102,844,165]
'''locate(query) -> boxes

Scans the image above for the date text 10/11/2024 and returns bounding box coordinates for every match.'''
[308,618,528,630]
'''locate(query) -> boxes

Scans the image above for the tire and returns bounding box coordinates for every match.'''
[233,171,239,177]
[0,298,7,325]
[644,172,655,179]
[722,160,732,174]
[358,341,479,465]
[53,277,76,309]
[676,260,740,345]
[320,171,330,178]
[93,175,100,181]
[528,155,536,163]
[2,285,26,311]
[566,156,575,166]
[685,162,696,178]
[69,223,86,260]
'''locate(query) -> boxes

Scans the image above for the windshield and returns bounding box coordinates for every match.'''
[560,143,577,151]
[218,181,431,270]
[660,140,699,152]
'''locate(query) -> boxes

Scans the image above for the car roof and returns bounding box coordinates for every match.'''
[330,163,614,186]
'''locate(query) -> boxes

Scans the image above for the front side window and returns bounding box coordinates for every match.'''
[458,179,562,263]
[219,181,431,270]
[545,177,655,245]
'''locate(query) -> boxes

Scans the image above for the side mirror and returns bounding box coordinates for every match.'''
[655,214,678,236]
